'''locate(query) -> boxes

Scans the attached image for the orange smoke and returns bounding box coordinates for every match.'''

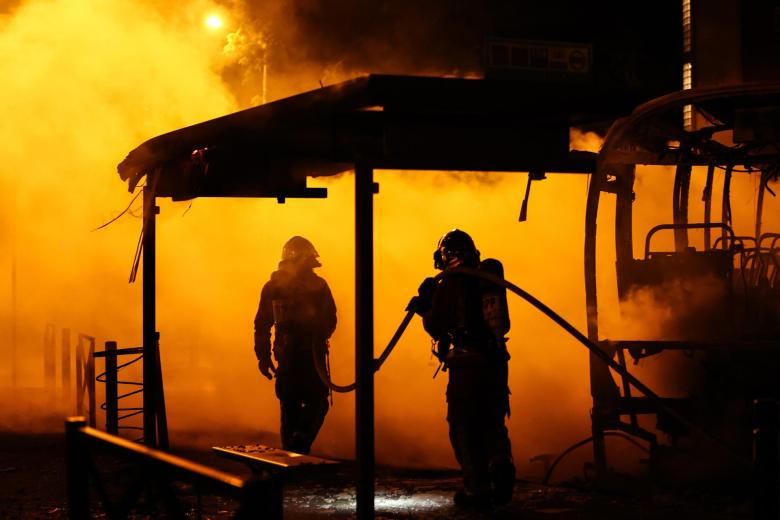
[0,0,236,411]
[0,0,603,479]
[596,164,780,428]
[5,0,775,484]
[599,164,780,341]
[152,171,598,473]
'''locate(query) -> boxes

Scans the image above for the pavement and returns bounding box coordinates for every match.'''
[0,431,753,519]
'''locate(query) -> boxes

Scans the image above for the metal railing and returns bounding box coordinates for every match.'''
[43,326,98,426]
[44,323,57,390]
[75,334,96,427]
[65,417,282,519]
[94,341,144,438]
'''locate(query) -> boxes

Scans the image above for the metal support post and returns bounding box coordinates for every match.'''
[105,341,118,435]
[155,339,169,450]
[703,165,714,249]
[584,168,608,477]
[76,338,84,416]
[616,348,637,428]
[75,336,97,427]
[590,415,608,479]
[65,417,89,519]
[87,338,96,428]
[672,163,691,252]
[355,163,375,519]
[62,328,71,400]
[721,164,733,242]
[143,186,159,447]
[44,324,56,389]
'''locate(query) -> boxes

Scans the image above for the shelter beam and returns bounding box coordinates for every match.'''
[143,186,161,448]
[355,162,375,519]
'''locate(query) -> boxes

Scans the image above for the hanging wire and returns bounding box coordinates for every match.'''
[128,226,145,283]
[129,170,160,283]
[764,164,779,197]
[92,186,144,231]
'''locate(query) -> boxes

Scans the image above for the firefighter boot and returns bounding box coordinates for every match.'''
[489,459,515,506]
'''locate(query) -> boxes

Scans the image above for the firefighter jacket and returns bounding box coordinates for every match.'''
[422,259,510,366]
[424,272,482,339]
[254,262,337,362]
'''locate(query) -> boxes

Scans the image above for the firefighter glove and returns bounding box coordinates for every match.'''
[257,355,276,380]
[409,277,437,316]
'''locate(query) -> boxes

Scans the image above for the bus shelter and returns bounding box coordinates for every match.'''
[117,73,628,517]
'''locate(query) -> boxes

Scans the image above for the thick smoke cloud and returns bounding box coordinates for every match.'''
[0,0,599,478]
[0,0,236,415]
[2,0,776,483]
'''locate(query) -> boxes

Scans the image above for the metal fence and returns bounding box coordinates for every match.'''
[94,341,144,438]
[44,326,97,426]
[75,334,96,427]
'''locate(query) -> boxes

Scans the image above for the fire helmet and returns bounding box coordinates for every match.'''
[281,236,321,267]
[434,229,480,269]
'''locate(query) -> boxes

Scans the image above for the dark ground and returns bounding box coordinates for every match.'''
[0,431,753,519]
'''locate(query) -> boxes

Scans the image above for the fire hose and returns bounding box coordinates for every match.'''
[542,431,649,485]
[314,266,751,467]
[313,307,416,393]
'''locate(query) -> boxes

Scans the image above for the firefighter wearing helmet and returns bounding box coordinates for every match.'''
[253,236,337,454]
[415,229,515,508]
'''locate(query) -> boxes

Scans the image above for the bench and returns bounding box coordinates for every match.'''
[212,444,341,479]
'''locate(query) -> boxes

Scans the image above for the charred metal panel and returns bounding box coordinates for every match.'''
[590,83,780,480]
[118,75,604,199]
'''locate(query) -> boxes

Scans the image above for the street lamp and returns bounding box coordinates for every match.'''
[204,14,223,31]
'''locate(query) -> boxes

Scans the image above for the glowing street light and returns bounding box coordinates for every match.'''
[204,14,223,31]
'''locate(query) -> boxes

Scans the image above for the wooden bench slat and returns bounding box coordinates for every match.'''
[212,444,341,472]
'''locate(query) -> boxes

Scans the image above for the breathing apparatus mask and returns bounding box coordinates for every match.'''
[433,229,480,270]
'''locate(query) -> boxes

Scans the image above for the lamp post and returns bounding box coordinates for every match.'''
[261,43,268,105]
[206,14,269,106]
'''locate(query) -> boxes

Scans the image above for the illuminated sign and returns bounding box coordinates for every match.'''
[484,38,592,83]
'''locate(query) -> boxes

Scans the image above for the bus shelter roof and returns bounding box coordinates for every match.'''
[117,74,617,200]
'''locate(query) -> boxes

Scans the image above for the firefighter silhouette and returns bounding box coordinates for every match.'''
[416,229,515,508]
[254,236,337,454]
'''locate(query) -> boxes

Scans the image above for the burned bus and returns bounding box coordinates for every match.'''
[584,82,780,481]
